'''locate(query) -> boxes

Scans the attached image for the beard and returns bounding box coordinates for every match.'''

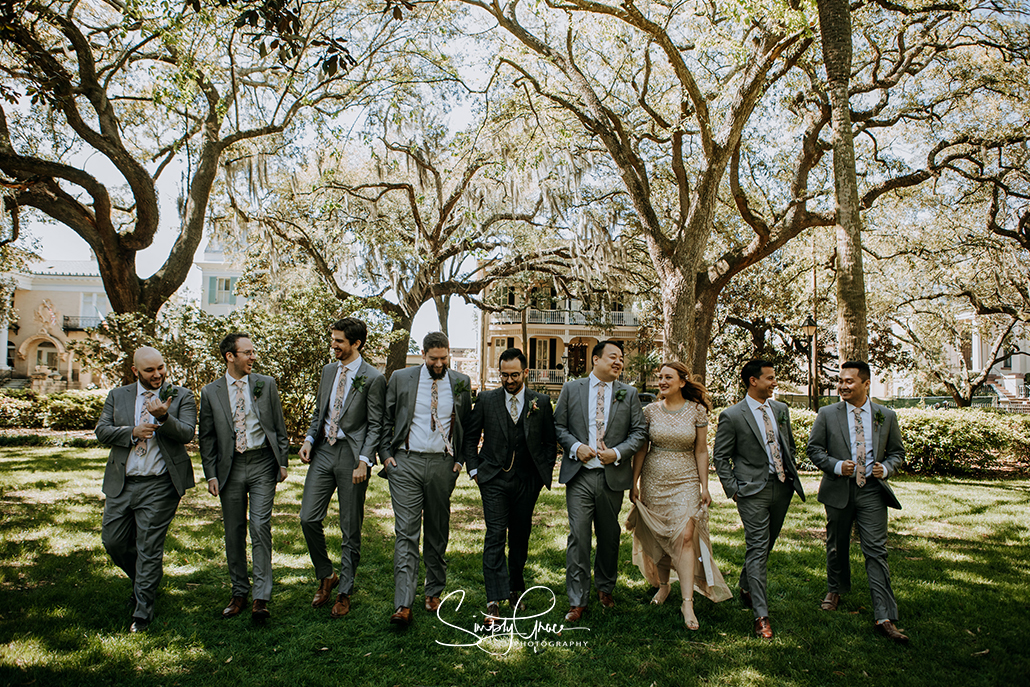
[427,364,447,380]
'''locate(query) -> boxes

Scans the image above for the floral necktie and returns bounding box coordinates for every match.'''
[233,380,248,454]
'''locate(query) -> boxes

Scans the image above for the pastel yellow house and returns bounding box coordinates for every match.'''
[3,258,106,390]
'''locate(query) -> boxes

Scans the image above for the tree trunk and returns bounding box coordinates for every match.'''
[433,294,451,335]
[384,314,414,379]
[521,288,530,358]
[818,0,869,363]
[658,266,698,375]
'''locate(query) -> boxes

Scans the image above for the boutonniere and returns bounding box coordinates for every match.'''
[778,410,788,428]
[351,375,367,393]
[453,379,470,395]
[528,398,540,415]
[614,388,627,402]
[158,384,178,402]
[874,410,886,428]
[253,380,265,399]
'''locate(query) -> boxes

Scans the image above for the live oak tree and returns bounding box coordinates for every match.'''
[0,0,400,322]
[218,111,573,375]
[457,0,1028,380]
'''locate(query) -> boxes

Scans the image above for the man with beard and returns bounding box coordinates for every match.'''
[298,318,385,619]
[379,331,473,627]
[96,347,196,633]
[462,348,557,625]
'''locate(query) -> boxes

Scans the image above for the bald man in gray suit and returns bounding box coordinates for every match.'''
[96,347,196,633]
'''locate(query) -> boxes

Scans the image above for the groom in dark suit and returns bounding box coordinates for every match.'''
[712,359,805,640]
[463,348,557,623]
[199,332,290,621]
[807,360,909,644]
[299,317,386,619]
[96,346,196,633]
[380,331,473,627]
[555,340,647,622]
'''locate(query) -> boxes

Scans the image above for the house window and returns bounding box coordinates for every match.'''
[208,276,238,305]
[36,341,58,370]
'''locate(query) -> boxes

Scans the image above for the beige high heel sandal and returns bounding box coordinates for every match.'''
[651,583,671,605]
[681,598,699,630]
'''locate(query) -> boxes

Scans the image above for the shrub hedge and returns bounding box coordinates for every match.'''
[0,390,108,431]
[709,404,1028,476]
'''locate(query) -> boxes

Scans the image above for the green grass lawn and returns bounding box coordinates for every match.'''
[0,447,1027,686]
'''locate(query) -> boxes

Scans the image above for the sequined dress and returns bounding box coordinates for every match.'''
[626,401,731,602]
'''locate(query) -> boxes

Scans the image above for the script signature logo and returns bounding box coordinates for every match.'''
[435,586,590,655]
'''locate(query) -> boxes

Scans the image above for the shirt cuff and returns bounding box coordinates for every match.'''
[881,463,889,479]
[359,455,372,467]
[305,435,315,446]
[469,468,478,479]
[570,442,583,459]
[613,447,623,465]
[834,461,844,476]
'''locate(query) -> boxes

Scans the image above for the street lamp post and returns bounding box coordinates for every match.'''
[801,316,819,410]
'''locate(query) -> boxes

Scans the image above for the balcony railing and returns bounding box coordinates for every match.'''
[63,316,104,331]
[486,369,659,387]
[490,309,640,328]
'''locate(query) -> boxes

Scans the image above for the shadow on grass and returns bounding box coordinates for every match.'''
[1,450,1028,686]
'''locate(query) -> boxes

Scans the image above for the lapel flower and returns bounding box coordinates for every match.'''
[158,384,178,402]
[778,410,788,428]
[351,375,367,393]
[614,387,627,402]
[528,398,539,415]
[874,409,886,429]
[253,380,265,399]
[453,379,470,395]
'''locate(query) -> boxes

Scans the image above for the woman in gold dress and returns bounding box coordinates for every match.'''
[628,362,731,629]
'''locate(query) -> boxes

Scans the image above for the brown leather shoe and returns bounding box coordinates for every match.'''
[820,592,841,611]
[754,616,773,639]
[509,591,527,611]
[222,595,247,619]
[484,602,502,629]
[739,588,753,609]
[425,596,441,612]
[330,593,351,619]
[564,606,586,622]
[252,599,270,621]
[875,620,910,645]
[390,606,413,627]
[598,590,615,608]
[311,574,339,608]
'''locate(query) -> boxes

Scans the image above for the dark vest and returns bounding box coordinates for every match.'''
[503,410,536,482]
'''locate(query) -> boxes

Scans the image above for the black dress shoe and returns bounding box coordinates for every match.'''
[129,617,150,633]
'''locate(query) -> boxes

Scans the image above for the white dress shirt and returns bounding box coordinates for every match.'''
[125,382,168,477]
[570,373,622,469]
[745,394,780,475]
[407,364,454,454]
[836,398,888,477]
[306,356,371,465]
[226,373,266,451]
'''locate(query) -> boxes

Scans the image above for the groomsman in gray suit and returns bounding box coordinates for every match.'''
[380,331,473,627]
[712,359,805,640]
[199,332,290,622]
[96,347,196,633]
[462,347,557,624]
[555,340,647,623]
[807,360,909,644]
[299,317,385,619]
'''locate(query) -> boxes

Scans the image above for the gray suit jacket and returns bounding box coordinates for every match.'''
[96,382,196,498]
[712,398,805,501]
[379,365,473,463]
[198,373,290,489]
[807,401,904,510]
[306,359,386,463]
[462,387,557,488]
[554,377,647,491]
